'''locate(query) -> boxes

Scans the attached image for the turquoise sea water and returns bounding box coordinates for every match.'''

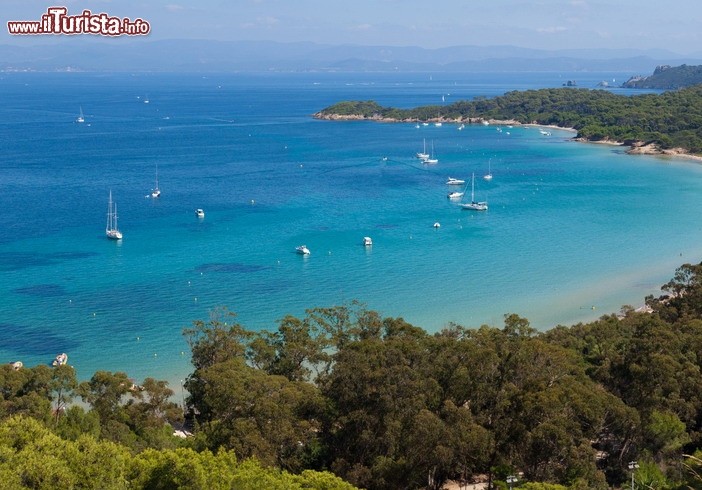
[1,71,699,387]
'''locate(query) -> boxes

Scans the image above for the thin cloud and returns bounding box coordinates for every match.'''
[536,26,568,33]
[256,16,280,26]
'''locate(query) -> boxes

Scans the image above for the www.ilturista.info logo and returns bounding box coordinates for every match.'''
[7,7,150,36]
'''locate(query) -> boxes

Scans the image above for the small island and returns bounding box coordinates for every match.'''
[314,71,702,158]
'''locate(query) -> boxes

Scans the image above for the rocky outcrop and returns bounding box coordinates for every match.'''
[621,64,702,89]
[626,141,697,158]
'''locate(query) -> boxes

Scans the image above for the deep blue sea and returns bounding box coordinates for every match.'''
[1,71,699,387]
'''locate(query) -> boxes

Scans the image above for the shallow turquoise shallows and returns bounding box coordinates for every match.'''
[0,71,696,386]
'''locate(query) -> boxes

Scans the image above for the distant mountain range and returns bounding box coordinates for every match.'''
[1,39,702,73]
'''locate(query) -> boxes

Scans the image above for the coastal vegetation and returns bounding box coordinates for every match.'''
[6,263,702,488]
[621,64,702,90]
[315,83,702,154]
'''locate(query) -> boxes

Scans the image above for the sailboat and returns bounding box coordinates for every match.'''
[424,140,438,164]
[106,190,123,240]
[483,159,493,181]
[460,173,488,211]
[151,164,161,198]
[75,107,84,123]
[416,138,429,160]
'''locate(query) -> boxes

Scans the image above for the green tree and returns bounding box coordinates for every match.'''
[0,415,131,489]
[191,357,325,472]
[0,364,50,420]
[76,370,132,423]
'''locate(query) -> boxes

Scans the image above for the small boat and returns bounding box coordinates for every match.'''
[75,107,85,123]
[363,236,373,246]
[106,190,123,240]
[461,200,488,211]
[458,124,465,130]
[483,160,493,181]
[446,177,465,185]
[151,164,161,198]
[129,381,145,392]
[416,138,429,160]
[10,361,22,370]
[434,111,442,126]
[433,222,441,228]
[296,245,310,255]
[195,208,205,218]
[52,353,68,367]
[423,140,438,164]
[447,191,464,199]
[460,173,488,211]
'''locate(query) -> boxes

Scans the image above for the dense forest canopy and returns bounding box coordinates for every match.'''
[6,262,702,488]
[315,84,702,154]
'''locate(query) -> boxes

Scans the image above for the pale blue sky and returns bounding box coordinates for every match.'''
[3,0,700,54]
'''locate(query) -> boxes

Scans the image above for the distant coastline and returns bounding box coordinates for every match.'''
[313,112,702,161]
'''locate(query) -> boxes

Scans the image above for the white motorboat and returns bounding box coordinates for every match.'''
[446,177,465,185]
[195,208,205,218]
[363,236,373,246]
[296,245,310,255]
[447,191,464,199]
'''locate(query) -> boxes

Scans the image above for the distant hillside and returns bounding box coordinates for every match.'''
[1,39,702,73]
[315,84,702,155]
[622,64,702,89]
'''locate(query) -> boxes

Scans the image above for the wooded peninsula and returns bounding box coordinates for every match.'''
[314,83,702,156]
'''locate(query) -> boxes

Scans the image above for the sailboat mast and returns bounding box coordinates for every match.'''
[471,173,475,202]
[107,190,112,231]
